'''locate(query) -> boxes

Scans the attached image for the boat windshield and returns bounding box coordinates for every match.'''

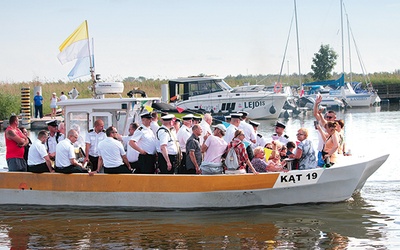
[217,79,233,91]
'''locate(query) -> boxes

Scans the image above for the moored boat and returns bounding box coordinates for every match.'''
[0,154,389,208]
[166,76,288,120]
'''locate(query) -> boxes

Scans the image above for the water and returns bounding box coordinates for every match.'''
[0,104,399,249]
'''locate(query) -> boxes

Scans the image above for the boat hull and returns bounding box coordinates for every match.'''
[176,94,287,120]
[0,154,388,208]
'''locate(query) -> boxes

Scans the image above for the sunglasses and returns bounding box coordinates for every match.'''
[326,116,334,119]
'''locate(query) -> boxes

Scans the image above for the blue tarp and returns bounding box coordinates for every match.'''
[302,74,345,87]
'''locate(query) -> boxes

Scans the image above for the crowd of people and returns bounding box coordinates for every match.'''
[5,95,349,175]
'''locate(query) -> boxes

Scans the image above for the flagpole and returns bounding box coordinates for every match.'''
[85,20,95,83]
[85,20,97,97]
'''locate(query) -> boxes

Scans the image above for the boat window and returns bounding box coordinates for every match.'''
[189,80,224,97]
[216,79,233,91]
[115,111,127,135]
[93,115,110,129]
[68,112,89,138]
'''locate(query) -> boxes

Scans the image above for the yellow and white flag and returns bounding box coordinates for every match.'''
[57,20,89,65]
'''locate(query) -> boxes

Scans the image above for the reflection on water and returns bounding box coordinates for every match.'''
[0,195,389,249]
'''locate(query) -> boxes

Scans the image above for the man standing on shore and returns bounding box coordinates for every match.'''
[5,115,29,171]
[33,91,43,119]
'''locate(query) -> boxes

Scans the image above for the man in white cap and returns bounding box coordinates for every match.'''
[272,121,290,145]
[224,113,242,143]
[129,113,157,174]
[200,124,228,175]
[238,111,257,145]
[156,114,180,174]
[176,114,194,173]
[46,120,64,160]
[249,120,267,148]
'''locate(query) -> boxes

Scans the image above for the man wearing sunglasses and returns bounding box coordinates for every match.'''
[313,95,337,167]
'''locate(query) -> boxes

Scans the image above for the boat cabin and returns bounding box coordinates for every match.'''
[168,76,232,102]
[58,97,160,137]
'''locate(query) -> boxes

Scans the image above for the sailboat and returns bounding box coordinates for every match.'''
[301,1,380,108]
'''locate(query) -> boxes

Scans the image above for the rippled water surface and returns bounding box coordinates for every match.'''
[0,104,399,249]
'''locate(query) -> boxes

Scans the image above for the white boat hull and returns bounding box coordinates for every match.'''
[0,154,388,208]
[176,94,287,120]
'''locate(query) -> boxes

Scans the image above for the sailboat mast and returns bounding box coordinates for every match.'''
[294,0,302,86]
[340,0,345,76]
[346,13,353,84]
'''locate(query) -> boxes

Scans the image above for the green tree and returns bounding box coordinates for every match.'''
[0,93,19,120]
[311,44,338,81]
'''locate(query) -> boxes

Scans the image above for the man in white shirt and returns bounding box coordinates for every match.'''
[122,122,140,171]
[176,114,193,173]
[129,113,157,174]
[94,126,133,174]
[55,129,87,173]
[224,113,242,143]
[59,92,68,101]
[199,113,212,145]
[156,114,180,174]
[271,121,290,145]
[27,130,54,173]
[150,111,160,136]
[84,119,106,172]
[249,120,267,148]
[46,120,64,160]
[238,111,257,145]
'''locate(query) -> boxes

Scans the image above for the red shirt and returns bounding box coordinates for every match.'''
[5,126,25,159]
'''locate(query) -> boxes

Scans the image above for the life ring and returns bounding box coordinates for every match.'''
[274,82,282,93]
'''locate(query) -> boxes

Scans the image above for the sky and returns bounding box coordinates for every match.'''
[1,0,399,83]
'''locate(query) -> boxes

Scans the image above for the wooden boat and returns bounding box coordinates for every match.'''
[0,154,388,208]
[0,84,388,208]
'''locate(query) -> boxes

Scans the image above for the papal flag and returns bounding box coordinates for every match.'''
[57,20,89,65]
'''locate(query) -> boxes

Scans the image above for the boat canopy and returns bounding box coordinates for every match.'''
[302,74,345,88]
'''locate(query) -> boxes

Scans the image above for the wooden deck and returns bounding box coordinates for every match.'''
[374,84,400,100]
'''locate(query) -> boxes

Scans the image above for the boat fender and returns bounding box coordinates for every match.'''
[269,105,276,114]
[170,95,179,102]
[274,82,282,93]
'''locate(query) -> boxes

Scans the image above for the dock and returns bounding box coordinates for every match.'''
[1,116,64,130]
[374,84,400,100]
